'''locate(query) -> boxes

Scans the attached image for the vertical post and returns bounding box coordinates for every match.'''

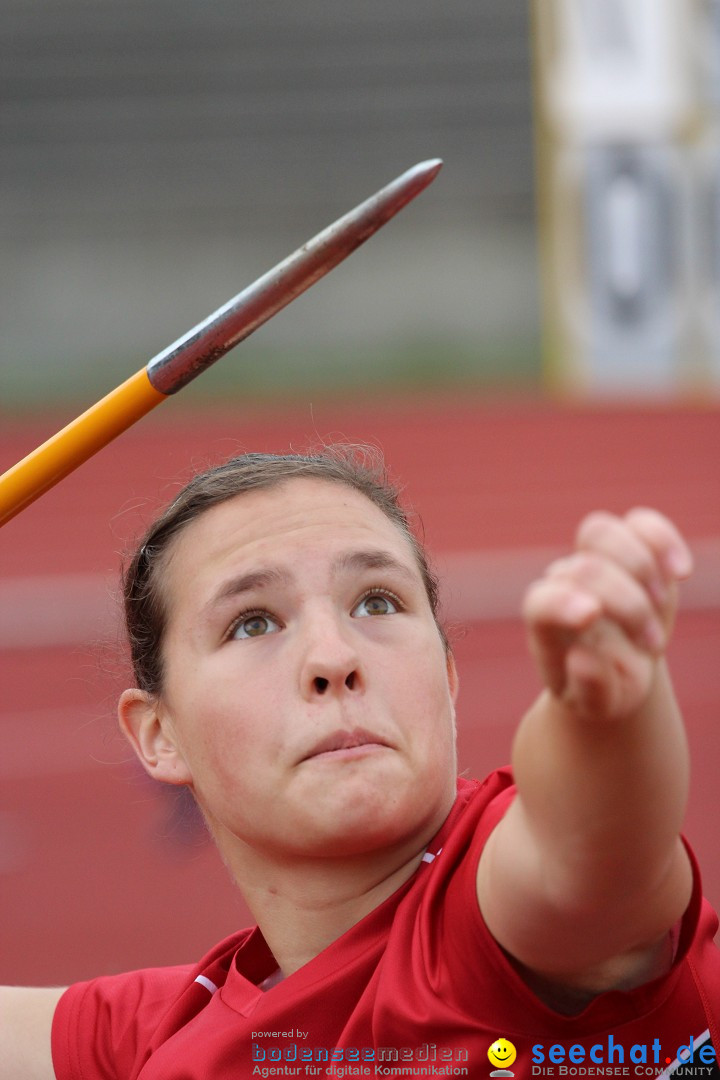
[532,0,707,396]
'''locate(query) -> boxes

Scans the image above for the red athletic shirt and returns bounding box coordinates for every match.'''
[51,771,720,1080]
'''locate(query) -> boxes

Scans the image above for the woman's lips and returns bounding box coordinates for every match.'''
[302,727,392,762]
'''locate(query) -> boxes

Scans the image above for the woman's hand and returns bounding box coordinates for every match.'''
[522,509,693,722]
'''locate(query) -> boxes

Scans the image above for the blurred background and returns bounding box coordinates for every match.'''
[1,0,539,405]
[1,0,719,986]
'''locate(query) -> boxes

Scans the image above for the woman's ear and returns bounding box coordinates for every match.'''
[118,688,193,786]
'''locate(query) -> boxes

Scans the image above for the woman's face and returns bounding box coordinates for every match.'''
[145,477,458,861]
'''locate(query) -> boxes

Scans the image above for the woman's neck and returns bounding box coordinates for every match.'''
[217,826,438,976]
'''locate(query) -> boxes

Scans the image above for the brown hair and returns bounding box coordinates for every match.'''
[123,445,446,695]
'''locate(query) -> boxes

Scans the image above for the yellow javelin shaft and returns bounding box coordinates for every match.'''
[0,370,166,526]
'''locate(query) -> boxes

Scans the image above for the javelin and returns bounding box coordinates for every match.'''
[0,159,442,528]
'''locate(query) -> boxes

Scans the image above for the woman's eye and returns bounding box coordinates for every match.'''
[352,592,400,618]
[230,612,281,639]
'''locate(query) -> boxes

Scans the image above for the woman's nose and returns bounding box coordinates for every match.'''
[311,669,359,696]
[299,614,364,700]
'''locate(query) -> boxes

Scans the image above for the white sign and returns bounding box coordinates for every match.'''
[541,0,693,138]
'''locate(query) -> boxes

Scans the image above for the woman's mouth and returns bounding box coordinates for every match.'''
[301,727,392,762]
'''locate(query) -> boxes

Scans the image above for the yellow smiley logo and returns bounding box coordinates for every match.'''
[488,1039,517,1070]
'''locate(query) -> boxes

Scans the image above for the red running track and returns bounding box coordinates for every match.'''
[0,395,718,985]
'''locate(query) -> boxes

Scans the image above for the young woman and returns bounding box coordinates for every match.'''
[3,447,719,1080]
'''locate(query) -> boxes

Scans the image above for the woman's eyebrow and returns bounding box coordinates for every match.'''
[203,550,417,616]
[333,549,418,584]
[203,566,291,613]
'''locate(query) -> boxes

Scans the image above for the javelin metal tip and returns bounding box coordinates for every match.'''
[147,157,444,395]
[397,158,443,187]
[415,158,444,173]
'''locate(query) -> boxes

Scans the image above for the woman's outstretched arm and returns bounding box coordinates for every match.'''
[477,508,694,998]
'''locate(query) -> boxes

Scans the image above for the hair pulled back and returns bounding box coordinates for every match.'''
[123,445,445,695]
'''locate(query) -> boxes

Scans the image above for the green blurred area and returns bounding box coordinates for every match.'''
[1,338,543,415]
